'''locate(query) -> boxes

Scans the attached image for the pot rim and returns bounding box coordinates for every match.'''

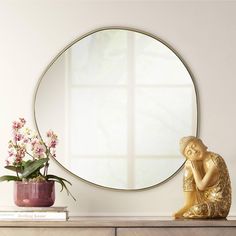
[14,180,55,184]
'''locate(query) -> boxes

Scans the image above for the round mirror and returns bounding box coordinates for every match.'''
[34,28,198,190]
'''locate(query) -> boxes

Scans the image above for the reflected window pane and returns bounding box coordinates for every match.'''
[69,30,128,85]
[135,87,195,155]
[70,158,127,189]
[134,34,192,85]
[70,88,127,156]
[135,158,184,188]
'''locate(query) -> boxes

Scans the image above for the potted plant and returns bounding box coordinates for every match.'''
[0,118,75,207]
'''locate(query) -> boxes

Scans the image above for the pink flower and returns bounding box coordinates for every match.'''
[8,150,14,157]
[12,118,26,131]
[12,121,22,130]
[16,147,26,160]
[48,139,57,148]
[31,138,39,147]
[46,130,58,149]
[6,146,25,165]
[46,130,57,139]
[13,132,24,142]
[32,143,46,158]
[19,118,26,124]
[23,137,29,143]
[46,130,53,137]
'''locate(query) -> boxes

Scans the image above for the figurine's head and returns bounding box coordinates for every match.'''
[180,136,207,161]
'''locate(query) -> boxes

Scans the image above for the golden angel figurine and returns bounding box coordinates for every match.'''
[173,136,231,219]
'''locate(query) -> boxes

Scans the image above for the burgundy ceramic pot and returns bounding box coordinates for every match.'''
[14,181,55,207]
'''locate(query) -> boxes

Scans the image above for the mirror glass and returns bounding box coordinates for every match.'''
[34,28,198,190]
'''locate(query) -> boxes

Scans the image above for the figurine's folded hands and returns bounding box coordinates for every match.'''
[190,160,218,191]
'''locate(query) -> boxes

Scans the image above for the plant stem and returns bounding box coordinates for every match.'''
[25,151,35,160]
[43,162,49,176]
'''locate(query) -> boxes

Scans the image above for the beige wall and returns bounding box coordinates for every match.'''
[0,0,235,216]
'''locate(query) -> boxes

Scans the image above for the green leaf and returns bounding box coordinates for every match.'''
[46,174,76,201]
[21,158,48,178]
[21,160,33,168]
[5,165,23,173]
[46,174,72,185]
[0,175,19,182]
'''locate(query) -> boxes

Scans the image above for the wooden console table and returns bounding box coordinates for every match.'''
[0,216,235,236]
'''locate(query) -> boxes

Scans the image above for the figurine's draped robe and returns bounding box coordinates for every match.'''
[183,152,231,218]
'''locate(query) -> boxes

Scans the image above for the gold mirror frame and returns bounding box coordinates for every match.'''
[33,26,199,191]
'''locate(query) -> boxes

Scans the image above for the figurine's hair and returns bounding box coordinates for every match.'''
[179,136,207,155]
